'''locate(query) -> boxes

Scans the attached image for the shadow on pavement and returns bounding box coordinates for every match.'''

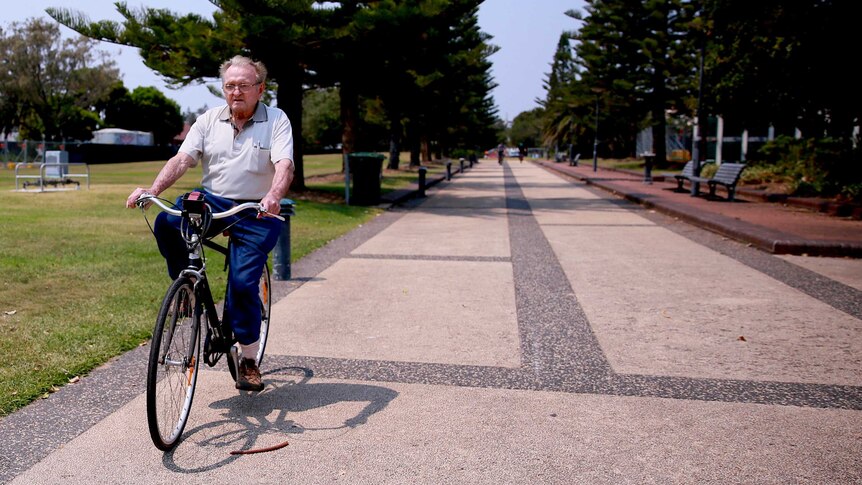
[161,366,398,474]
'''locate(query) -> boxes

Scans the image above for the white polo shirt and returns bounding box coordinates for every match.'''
[179,103,294,200]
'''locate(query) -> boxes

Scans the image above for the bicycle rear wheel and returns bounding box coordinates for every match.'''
[256,262,272,364]
[146,277,200,451]
[227,263,272,380]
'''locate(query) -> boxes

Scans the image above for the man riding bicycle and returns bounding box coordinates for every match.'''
[126,55,294,392]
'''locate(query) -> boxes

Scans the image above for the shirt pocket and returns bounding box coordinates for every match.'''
[248,144,272,174]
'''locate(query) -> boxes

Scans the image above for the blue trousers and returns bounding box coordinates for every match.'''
[154,190,281,345]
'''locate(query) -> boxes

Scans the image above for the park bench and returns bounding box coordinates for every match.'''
[670,160,697,191]
[690,162,747,201]
[15,162,90,192]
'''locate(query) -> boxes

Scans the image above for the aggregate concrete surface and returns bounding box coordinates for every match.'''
[2,159,860,484]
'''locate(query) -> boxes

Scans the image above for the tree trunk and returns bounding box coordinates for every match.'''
[276,68,306,191]
[651,71,668,167]
[420,133,430,163]
[407,119,421,167]
[651,114,668,166]
[388,111,401,170]
[340,81,358,163]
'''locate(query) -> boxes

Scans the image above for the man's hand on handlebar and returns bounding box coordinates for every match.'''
[258,194,281,218]
[127,188,154,209]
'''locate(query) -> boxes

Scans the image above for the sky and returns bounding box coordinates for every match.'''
[0,0,584,122]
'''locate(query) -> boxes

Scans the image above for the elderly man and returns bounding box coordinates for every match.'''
[127,55,294,391]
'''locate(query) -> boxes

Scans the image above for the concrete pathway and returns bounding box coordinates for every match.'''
[3,160,861,484]
[536,159,862,257]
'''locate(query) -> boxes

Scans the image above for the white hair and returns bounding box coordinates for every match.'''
[219,55,268,84]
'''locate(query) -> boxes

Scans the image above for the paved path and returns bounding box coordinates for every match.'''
[2,160,861,484]
[536,159,862,257]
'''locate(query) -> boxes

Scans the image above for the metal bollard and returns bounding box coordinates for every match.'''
[459,159,465,173]
[446,161,452,181]
[418,166,427,198]
[272,198,295,280]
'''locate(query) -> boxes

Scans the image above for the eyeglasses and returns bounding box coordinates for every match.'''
[223,82,261,93]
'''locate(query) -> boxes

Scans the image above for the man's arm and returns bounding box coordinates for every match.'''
[125,152,196,208]
[259,158,295,215]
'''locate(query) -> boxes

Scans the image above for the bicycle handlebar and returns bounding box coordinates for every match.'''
[136,193,285,221]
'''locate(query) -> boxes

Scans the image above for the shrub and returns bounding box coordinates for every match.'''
[699,163,717,178]
[755,135,862,201]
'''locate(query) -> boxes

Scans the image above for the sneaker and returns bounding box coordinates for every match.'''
[236,358,264,392]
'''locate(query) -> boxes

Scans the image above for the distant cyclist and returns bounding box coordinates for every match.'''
[518,143,526,162]
[496,142,506,165]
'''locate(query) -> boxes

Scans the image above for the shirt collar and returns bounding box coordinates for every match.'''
[217,102,269,123]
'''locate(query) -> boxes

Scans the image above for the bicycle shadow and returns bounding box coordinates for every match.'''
[161,366,398,473]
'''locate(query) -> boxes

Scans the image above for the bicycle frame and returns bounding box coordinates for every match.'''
[182,225,236,368]
[140,191,282,450]
[140,193,283,367]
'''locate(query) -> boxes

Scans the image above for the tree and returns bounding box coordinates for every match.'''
[430,3,499,159]
[101,84,184,145]
[50,2,351,189]
[0,18,119,141]
[571,0,698,164]
[302,87,342,154]
[704,0,860,140]
[539,20,637,160]
[539,32,586,151]
[391,1,496,165]
[701,0,861,197]
[49,1,498,181]
[510,108,545,149]
[301,0,494,167]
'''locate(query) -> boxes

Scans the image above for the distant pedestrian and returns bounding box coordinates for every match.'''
[497,143,506,165]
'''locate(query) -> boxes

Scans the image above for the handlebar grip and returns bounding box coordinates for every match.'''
[135,193,154,207]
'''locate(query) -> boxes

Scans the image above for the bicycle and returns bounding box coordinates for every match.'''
[135,191,284,451]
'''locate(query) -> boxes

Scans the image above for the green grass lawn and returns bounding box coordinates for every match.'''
[303,153,344,177]
[0,156,388,416]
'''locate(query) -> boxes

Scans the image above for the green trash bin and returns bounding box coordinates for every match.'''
[348,152,385,205]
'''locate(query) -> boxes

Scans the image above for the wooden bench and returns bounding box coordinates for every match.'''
[690,162,747,201]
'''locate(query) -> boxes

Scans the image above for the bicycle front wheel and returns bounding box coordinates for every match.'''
[146,277,200,451]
